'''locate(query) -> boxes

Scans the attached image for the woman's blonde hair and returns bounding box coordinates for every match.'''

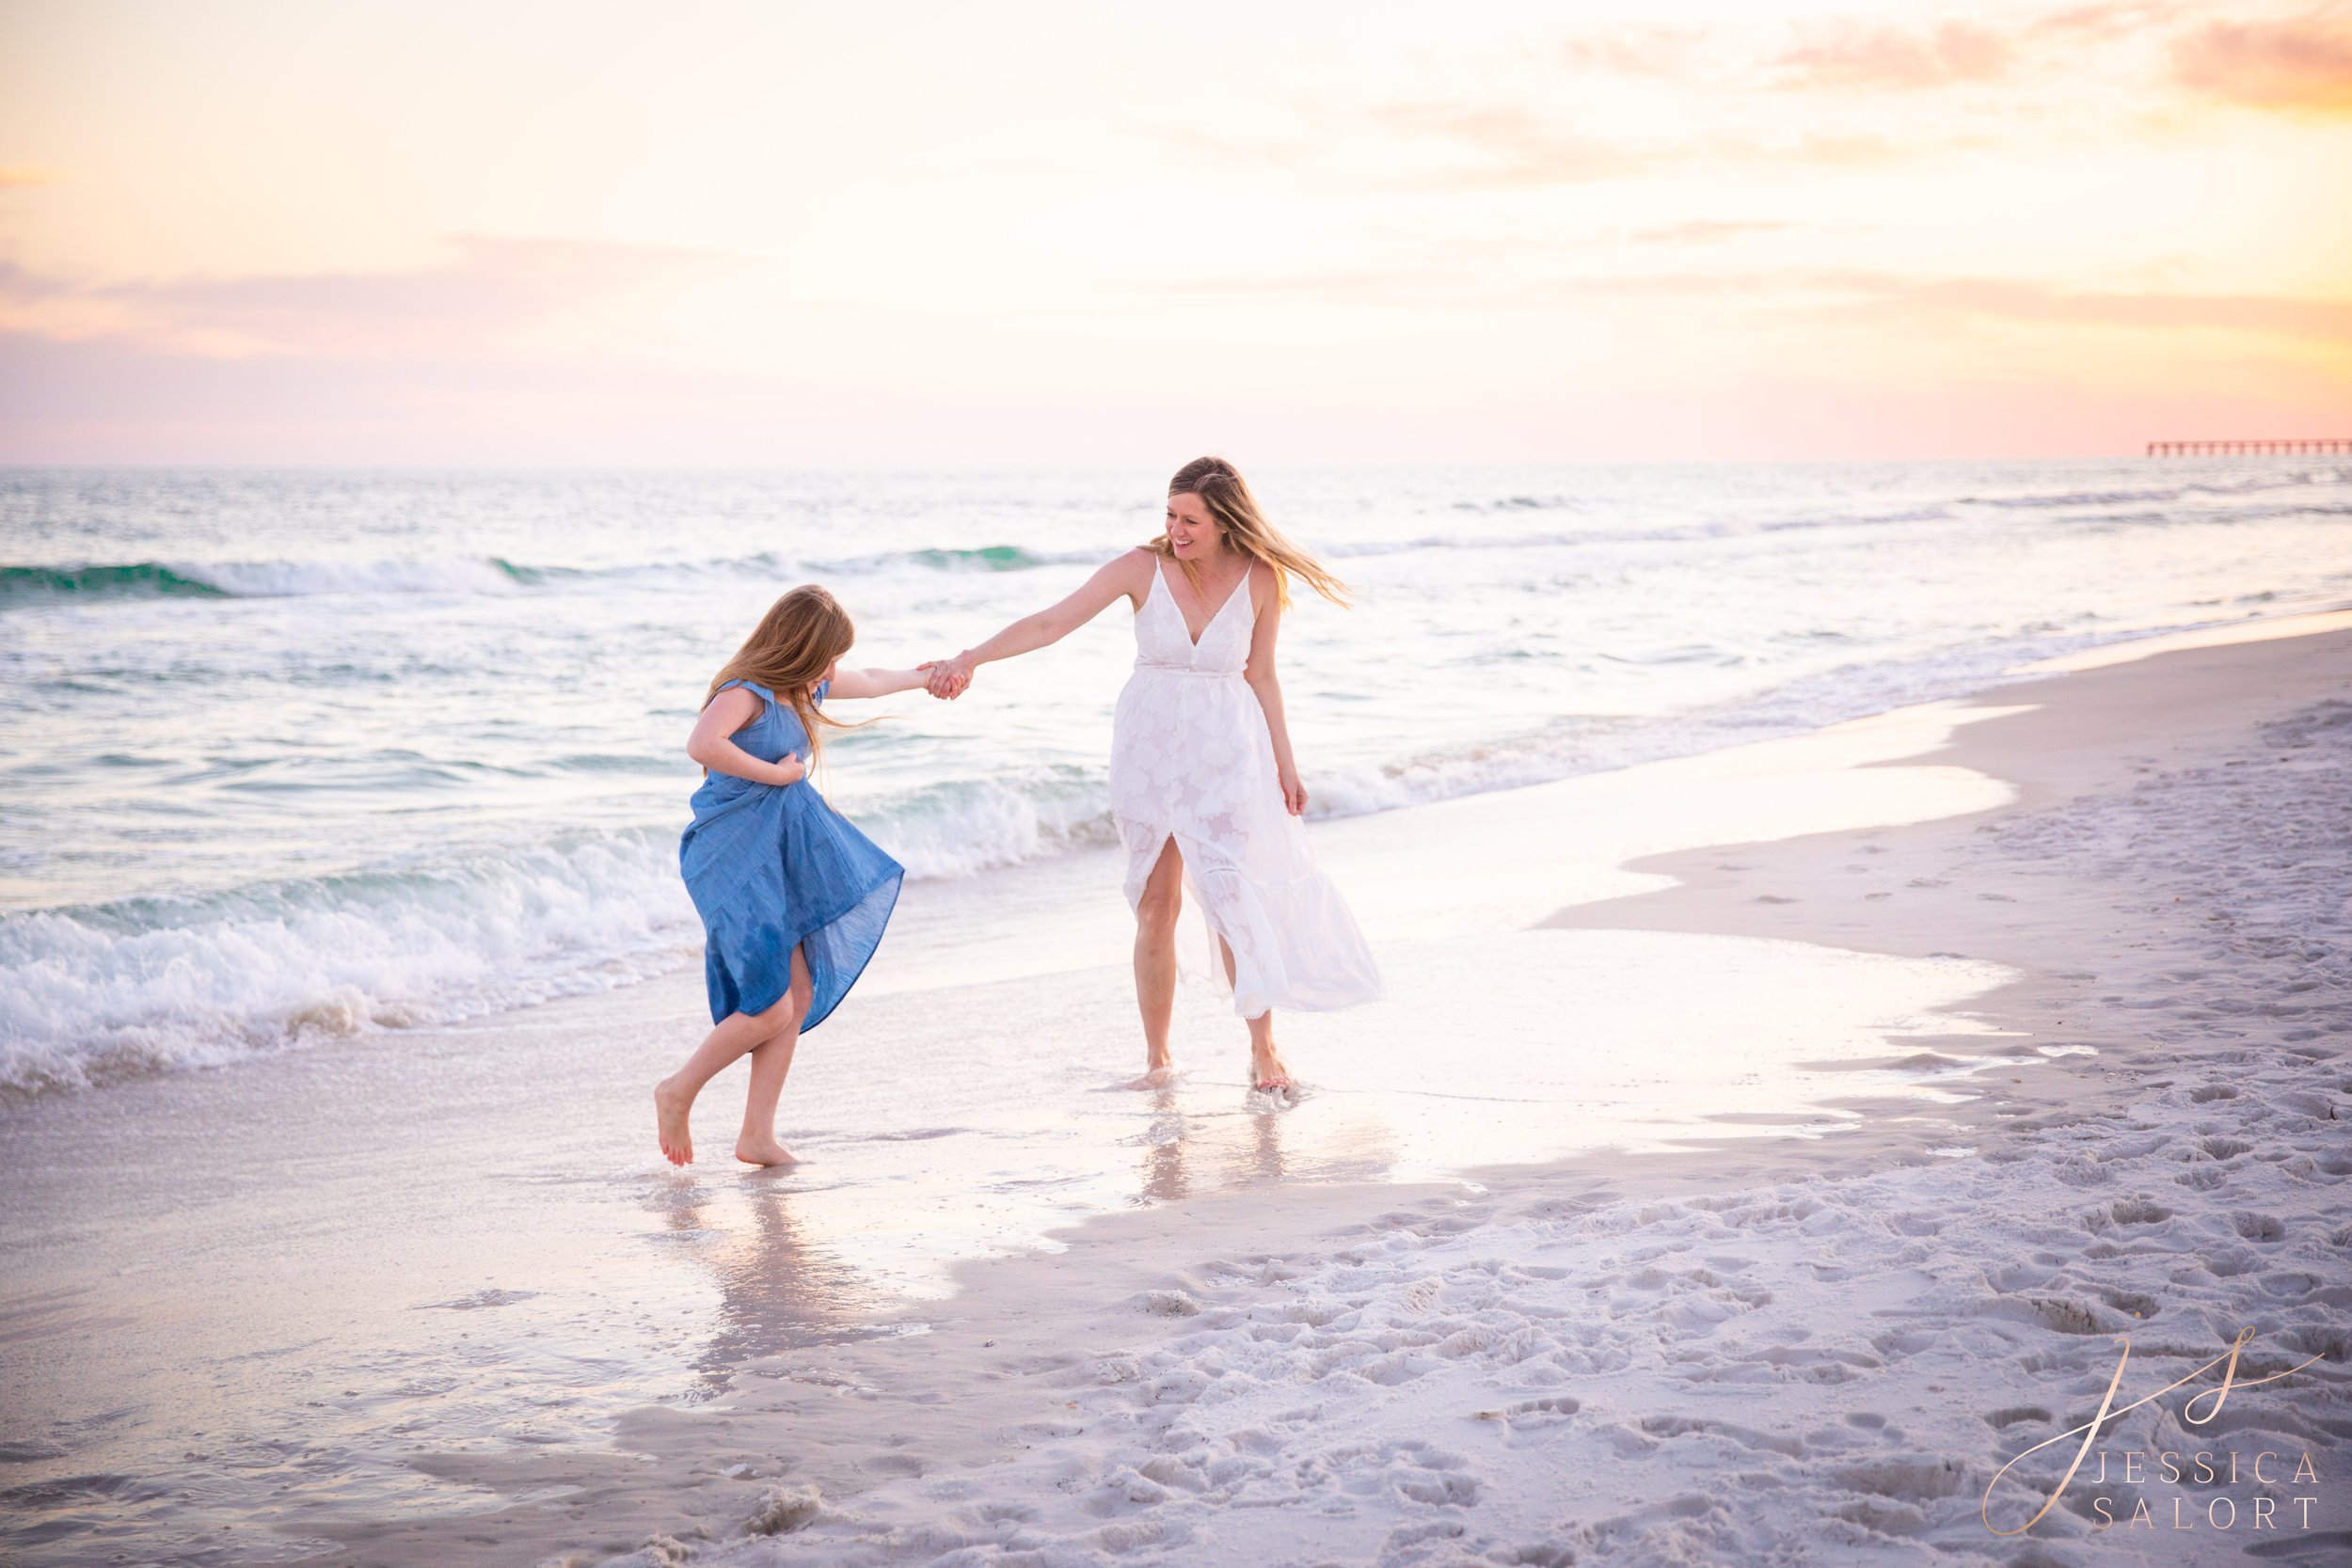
[1148,455,1348,611]
[704,584,860,762]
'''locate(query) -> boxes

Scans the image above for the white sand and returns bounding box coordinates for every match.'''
[473,621,2350,1567]
[4,618,2345,1567]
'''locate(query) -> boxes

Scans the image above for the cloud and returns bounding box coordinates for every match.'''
[1773,21,2015,90]
[1140,107,1654,190]
[1552,273,2352,345]
[1552,8,2181,95]
[1134,124,1330,173]
[5,270,2339,465]
[1359,104,1651,186]
[1558,27,1709,81]
[2173,13,2352,115]
[1815,271,2352,341]
[1625,220,1800,245]
[1171,10,2170,193]
[1354,100,1947,188]
[2029,4,2181,44]
[0,236,734,358]
[1125,261,2352,348]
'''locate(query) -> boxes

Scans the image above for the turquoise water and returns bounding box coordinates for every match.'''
[3,458,2346,1097]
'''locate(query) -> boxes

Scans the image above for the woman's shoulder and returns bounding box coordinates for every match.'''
[1247,558,1280,607]
[1099,547,1160,598]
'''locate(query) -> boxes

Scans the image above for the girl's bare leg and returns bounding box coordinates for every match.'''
[1130,837,1184,1083]
[1218,935,1293,1091]
[737,951,814,1166]
[654,946,813,1166]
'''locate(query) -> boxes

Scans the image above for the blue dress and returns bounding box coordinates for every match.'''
[678,678,902,1031]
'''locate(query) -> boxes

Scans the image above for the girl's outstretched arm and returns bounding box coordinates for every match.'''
[687,687,805,786]
[929,549,1152,696]
[823,666,929,700]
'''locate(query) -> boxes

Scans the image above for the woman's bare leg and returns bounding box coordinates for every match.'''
[1218,935,1294,1091]
[1131,837,1184,1081]
[654,946,811,1166]
[737,948,814,1166]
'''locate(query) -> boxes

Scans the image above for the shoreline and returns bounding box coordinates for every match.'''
[327,616,2350,1563]
[2,610,2345,1567]
[10,580,2346,1111]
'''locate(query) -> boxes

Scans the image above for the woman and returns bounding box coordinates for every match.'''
[926,456,1382,1093]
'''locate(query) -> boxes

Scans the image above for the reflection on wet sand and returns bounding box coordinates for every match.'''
[1127,1073,1421,1213]
[1245,1096,1292,1186]
[1137,1085,1189,1203]
[647,1176,894,1396]
[0,687,2046,1568]
[1129,1083,1322,1205]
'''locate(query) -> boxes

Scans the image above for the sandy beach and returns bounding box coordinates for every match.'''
[11,2,2352,1560]
[4,611,2347,1567]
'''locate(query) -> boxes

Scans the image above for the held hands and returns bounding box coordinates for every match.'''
[921,655,976,700]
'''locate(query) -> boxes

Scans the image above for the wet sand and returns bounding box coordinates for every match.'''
[3,612,2346,1565]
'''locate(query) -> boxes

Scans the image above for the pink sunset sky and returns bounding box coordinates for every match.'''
[2,0,2348,466]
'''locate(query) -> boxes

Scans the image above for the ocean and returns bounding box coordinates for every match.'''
[4,457,2347,1100]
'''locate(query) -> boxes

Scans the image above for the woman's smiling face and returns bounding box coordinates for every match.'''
[1165,492,1222,559]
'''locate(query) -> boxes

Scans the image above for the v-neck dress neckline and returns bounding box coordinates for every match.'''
[1154,559,1249,649]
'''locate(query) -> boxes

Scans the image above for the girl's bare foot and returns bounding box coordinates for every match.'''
[734,1135,803,1167]
[1122,1063,1179,1091]
[654,1076,695,1165]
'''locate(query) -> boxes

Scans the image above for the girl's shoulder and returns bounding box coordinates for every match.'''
[716,677,777,702]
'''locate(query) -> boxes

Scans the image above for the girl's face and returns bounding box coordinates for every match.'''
[1165,493,1224,560]
[819,655,841,689]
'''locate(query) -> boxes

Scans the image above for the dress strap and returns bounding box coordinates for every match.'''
[714,678,781,718]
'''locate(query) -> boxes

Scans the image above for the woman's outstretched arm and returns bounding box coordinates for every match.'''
[1239,563,1307,816]
[929,549,1152,697]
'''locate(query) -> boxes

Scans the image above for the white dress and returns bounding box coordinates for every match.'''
[1107,556,1384,1019]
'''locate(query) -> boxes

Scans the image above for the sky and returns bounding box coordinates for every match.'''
[1,0,2348,465]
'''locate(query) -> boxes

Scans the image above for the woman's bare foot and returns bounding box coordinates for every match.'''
[1250,1043,1295,1095]
[1122,1062,1180,1091]
[734,1135,803,1167]
[654,1076,695,1165]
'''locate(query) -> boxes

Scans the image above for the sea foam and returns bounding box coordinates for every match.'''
[0,832,697,1100]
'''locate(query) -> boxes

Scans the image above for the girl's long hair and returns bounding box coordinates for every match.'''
[1147,455,1348,612]
[703,584,861,763]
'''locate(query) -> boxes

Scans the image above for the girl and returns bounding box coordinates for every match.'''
[656,584,928,1167]
[925,456,1382,1095]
